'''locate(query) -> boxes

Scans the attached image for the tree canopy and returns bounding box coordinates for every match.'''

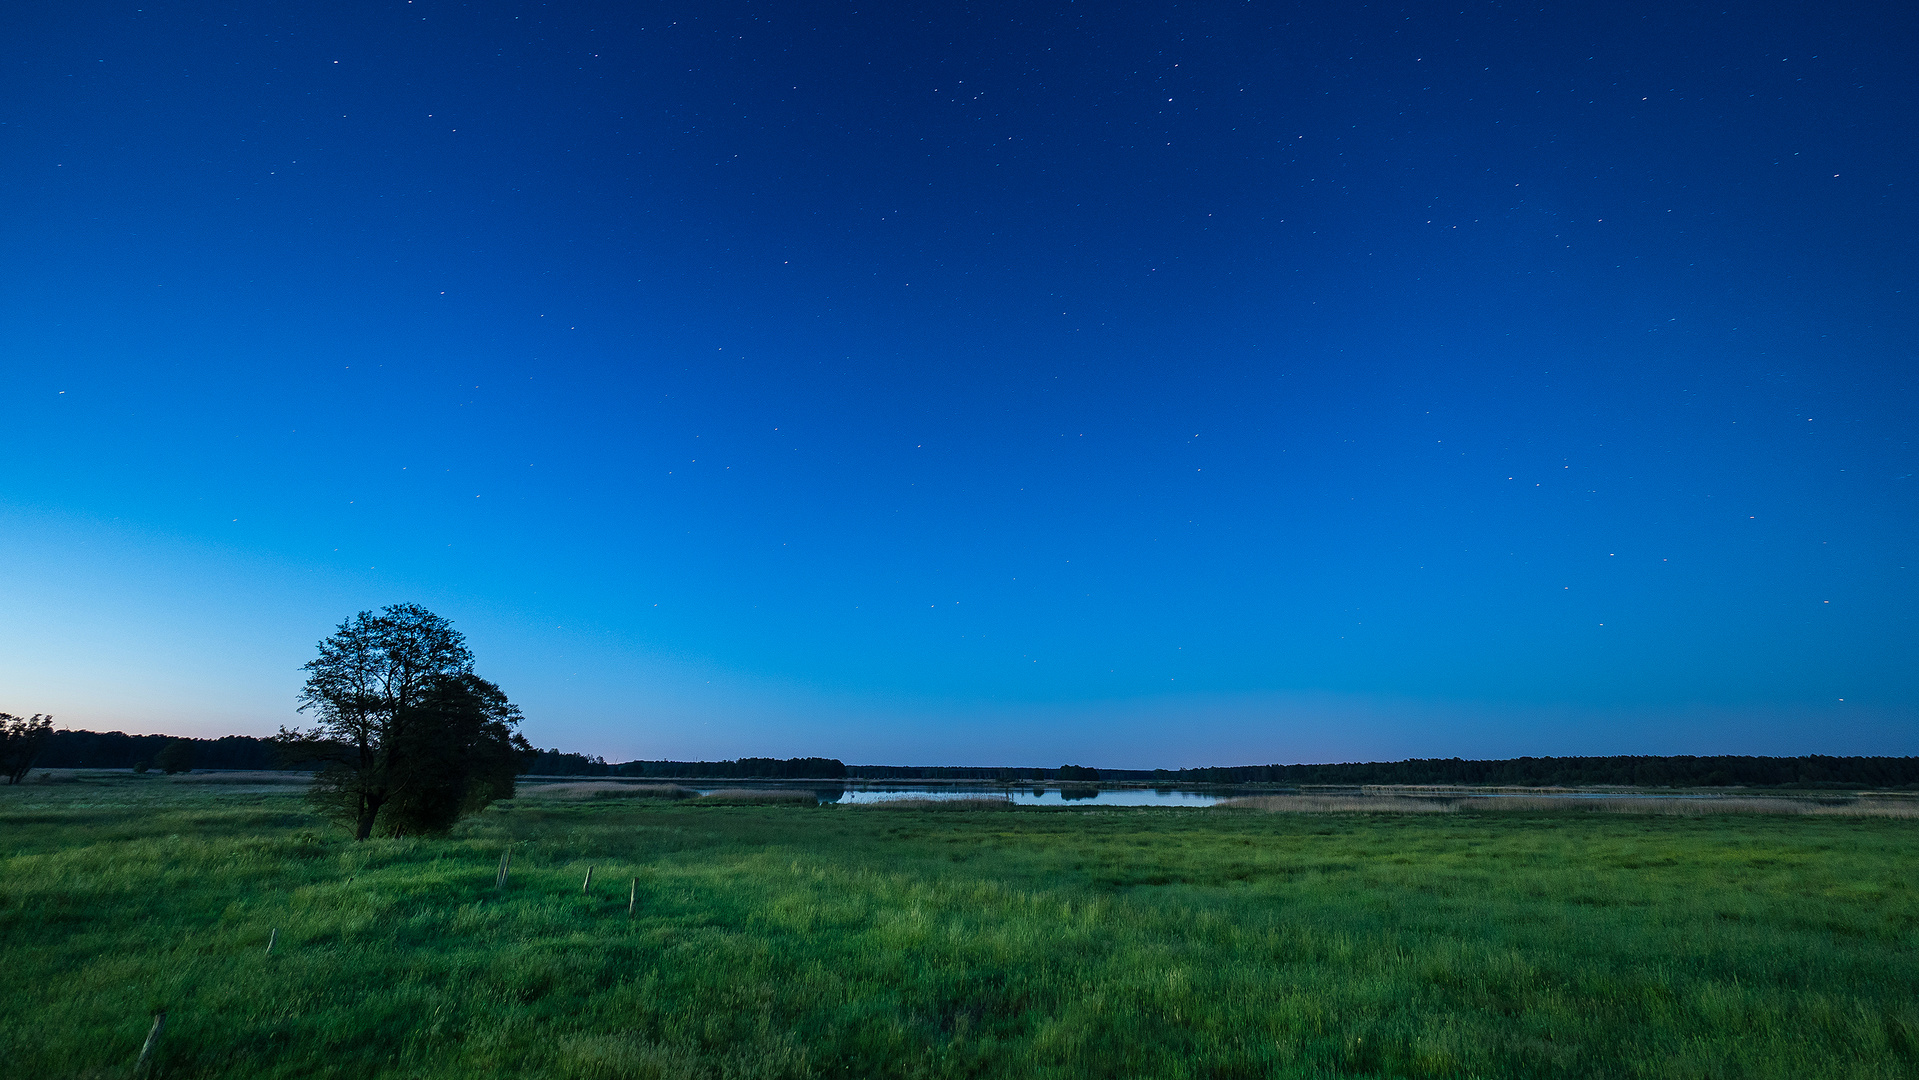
[0,713,54,785]
[155,739,194,775]
[278,604,530,839]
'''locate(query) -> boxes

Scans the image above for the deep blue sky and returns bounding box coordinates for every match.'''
[3,0,1914,765]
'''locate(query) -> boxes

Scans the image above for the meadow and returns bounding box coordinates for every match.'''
[1,776,1915,1079]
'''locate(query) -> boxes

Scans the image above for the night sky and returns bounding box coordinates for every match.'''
[3,1,1914,766]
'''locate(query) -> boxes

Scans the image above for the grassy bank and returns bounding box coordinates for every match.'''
[1,777,1915,1078]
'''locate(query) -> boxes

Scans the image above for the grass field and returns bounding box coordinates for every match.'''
[2,776,1915,1078]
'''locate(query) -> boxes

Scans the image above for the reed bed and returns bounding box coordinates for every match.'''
[852,796,1014,811]
[1217,794,1456,813]
[1221,793,1919,816]
[521,781,696,801]
[163,771,313,786]
[15,769,313,786]
[692,788,819,804]
[14,769,83,784]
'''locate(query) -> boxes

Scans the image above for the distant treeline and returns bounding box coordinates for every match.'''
[516,752,851,779]
[37,730,296,770]
[31,732,852,781]
[1159,755,1919,789]
[522,748,612,775]
[847,765,1083,781]
[28,732,1919,789]
[613,757,850,780]
[848,757,1919,789]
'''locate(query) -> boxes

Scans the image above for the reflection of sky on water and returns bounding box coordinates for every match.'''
[680,785,1777,808]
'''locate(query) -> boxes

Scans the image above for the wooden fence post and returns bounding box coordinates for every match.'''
[134,1011,166,1077]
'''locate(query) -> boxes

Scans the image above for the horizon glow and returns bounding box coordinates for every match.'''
[3,1,1914,767]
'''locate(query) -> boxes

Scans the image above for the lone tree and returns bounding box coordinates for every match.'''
[155,739,194,775]
[0,713,54,785]
[278,604,531,839]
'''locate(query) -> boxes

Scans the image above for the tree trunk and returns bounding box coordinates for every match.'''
[354,796,382,840]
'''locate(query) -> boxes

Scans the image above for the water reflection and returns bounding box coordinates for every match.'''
[667,783,1793,807]
[827,785,1228,807]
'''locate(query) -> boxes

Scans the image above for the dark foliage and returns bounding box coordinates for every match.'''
[1164,755,1919,789]
[280,603,529,839]
[846,765,1054,781]
[611,757,848,780]
[0,713,55,784]
[154,739,194,774]
[25,726,1919,793]
[358,674,531,837]
[34,731,309,770]
[524,748,611,776]
[842,757,1919,789]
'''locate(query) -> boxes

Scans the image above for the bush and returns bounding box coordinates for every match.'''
[155,740,194,775]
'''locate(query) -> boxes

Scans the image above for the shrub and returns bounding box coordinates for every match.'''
[155,740,194,775]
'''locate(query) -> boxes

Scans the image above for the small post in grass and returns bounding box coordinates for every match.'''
[266,928,277,955]
[495,846,512,890]
[628,877,637,917]
[134,1011,166,1077]
[582,865,594,895]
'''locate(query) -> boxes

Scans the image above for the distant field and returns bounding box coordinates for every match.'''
[1,776,1914,1078]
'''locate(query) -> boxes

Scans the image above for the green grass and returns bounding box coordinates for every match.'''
[2,777,1915,1078]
